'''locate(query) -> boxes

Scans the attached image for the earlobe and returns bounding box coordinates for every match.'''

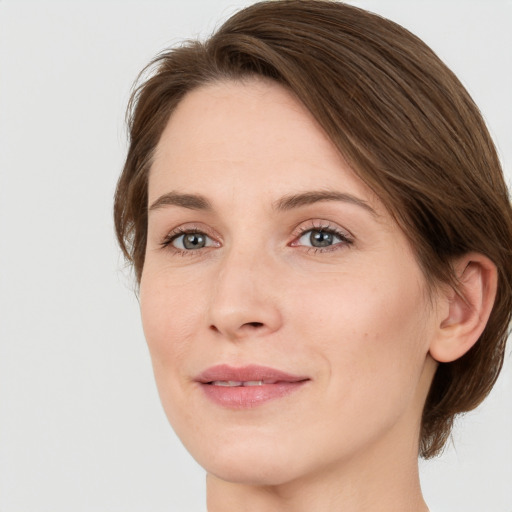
[429,253,498,363]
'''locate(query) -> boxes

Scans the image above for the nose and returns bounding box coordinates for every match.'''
[207,247,283,341]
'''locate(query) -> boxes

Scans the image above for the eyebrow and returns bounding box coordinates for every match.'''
[274,190,377,216]
[149,192,212,212]
[148,189,377,216]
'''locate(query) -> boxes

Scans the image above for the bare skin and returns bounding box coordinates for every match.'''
[140,79,496,512]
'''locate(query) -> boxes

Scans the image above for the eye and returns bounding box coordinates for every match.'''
[170,231,214,250]
[292,225,352,251]
[299,229,341,248]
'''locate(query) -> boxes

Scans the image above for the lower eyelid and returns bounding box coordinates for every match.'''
[291,225,353,245]
[160,229,222,256]
[158,223,352,254]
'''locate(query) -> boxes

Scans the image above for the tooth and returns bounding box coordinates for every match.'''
[212,381,243,387]
[243,380,264,386]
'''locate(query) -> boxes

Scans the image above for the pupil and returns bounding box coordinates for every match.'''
[183,233,206,249]
[310,230,333,247]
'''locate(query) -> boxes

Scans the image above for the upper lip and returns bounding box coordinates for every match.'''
[196,364,309,384]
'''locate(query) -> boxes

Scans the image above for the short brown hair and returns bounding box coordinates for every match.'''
[114,0,512,458]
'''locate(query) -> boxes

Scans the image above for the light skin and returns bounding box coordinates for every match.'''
[140,79,497,512]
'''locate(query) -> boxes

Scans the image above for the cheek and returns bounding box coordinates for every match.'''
[290,260,431,391]
[139,269,210,432]
[139,269,205,371]
[278,263,432,457]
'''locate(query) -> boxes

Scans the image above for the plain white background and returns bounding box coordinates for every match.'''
[0,1,510,511]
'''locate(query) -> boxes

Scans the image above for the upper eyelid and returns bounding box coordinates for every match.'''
[157,218,354,247]
[296,227,350,240]
[292,220,354,240]
[292,226,353,248]
[156,226,217,253]
[161,223,220,240]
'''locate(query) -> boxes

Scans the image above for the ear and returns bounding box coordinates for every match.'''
[429,253,498,363]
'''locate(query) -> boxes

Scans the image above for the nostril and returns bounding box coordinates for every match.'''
[209,322,264,333]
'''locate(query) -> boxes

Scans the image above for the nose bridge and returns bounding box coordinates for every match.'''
[207,242,282,339]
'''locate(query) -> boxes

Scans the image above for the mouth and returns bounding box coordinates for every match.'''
[195,364,310,408]
[209,380,280,387]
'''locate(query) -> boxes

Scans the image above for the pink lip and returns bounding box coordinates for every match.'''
[196,364,309,409]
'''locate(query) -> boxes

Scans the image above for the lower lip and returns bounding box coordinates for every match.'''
[199,381,308,408]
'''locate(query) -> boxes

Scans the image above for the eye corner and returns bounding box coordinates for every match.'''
[158,223,222,256]
[289,221,354,253]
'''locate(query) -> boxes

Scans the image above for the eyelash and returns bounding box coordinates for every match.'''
[160,226,217,257]
[291,222,354,253]
[160,222,353,257]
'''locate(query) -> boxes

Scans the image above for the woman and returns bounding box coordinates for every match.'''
[114,1,512,510]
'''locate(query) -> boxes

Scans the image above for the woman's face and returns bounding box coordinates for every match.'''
[141,79,440,485]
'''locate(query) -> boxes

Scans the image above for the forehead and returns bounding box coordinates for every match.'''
[149,78,381,213]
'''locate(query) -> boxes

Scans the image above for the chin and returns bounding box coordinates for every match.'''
[203,453,302,487]
[182,428,309,486]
